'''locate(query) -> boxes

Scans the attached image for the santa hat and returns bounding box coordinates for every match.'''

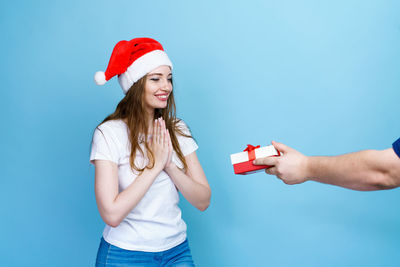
[94,37,173,94]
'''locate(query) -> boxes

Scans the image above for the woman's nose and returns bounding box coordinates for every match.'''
[161,79,172,91]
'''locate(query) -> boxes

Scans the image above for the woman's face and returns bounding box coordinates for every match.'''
[144,65,172,111]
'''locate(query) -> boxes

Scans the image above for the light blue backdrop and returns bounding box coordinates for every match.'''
[1,0,399,266]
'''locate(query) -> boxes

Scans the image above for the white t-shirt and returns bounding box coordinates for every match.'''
[90,119,198,252]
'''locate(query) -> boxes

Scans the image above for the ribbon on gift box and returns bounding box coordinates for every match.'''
[243,144,260,161]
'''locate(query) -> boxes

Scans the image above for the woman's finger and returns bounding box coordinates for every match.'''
[167,130,172,148]
[159,118,163,145]
[150,119,155,144]
[165,128,171,150]
[155,119,160,144]
[166,130,172,163]
[161,119,168,147]
[161,117,166,132]
[152,119,156,144]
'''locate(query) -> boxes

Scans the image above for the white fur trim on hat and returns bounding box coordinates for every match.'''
[118,50,173,94]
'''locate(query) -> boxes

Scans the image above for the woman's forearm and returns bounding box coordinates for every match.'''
[96,166,162,227]
[165,164,211,211]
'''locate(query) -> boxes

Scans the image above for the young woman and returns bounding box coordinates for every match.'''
[90,38,211,266]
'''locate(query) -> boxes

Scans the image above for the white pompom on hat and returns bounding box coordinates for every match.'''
[94,37,173,94]
[94,71,107,85]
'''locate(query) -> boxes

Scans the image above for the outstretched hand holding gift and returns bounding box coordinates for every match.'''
[253,141,308,184]
[253,139,400,191]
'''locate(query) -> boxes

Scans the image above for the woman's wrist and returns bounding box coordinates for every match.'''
[164,163,178,175]
[149,162,164,176]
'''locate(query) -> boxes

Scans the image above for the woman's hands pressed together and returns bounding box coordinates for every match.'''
[151,118,175,172]
[150,117,210,211]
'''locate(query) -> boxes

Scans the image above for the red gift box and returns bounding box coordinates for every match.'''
[230,144,280,175]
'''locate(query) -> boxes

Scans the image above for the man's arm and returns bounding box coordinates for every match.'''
[253,141,400,191]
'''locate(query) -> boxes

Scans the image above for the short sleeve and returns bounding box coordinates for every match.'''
[90,126,120,164]
[392,138,400,158]
[176,120,198,156]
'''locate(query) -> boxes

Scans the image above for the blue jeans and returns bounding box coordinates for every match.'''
[95,237,195,267]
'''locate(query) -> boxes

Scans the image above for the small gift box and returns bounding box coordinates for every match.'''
[230,144,280,175]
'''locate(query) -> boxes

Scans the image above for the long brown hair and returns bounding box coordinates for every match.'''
[100,75,191,172]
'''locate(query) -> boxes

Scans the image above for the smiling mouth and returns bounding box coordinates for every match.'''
[155,94,169,101]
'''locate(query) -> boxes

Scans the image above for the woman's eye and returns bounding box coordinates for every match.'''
[168,78,172,82]
[150,78,159,81]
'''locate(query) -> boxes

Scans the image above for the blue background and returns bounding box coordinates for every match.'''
[1,0,399,266]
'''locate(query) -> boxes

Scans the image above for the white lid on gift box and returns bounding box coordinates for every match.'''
[230,145,279,165]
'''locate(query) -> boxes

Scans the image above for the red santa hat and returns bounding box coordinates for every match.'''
[94,37,173,94]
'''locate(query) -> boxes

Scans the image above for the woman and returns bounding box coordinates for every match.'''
[90,37,211,266]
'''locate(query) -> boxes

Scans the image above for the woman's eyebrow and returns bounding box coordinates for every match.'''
[148,73,172,76]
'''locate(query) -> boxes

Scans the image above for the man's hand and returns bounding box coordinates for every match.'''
[253,141,309,185]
